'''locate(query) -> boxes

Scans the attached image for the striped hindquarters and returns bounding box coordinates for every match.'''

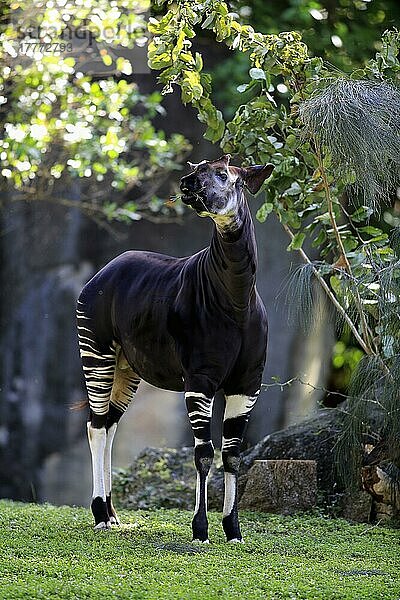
[76,301,116,416]
[110,346,141,413]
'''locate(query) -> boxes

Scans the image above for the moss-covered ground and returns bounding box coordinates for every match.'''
[0,500,399,599]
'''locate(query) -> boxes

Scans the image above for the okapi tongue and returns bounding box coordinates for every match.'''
[181,194,194,205]
[181,194,206,212]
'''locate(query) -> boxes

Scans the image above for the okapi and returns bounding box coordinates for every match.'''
[77,154,274,542]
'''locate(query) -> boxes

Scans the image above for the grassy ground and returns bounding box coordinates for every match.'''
[0,500,399,599]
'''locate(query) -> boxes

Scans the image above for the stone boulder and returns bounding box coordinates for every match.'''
[239,460,317,514]
[113,446,223,511]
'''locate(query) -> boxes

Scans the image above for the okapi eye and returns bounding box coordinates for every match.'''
[217,171,227,181]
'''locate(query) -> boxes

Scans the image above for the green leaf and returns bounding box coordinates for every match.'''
[256,202,274,223]
[283,182,302,196]
[359,226,384,236]
[342,237,358,252]
[101,54,113,67]
[116,57,132,75]
[249,68,266,80]
[288,232,306,251]
[312,229,327,248]
[195,52,203,71]
[350,206,374,223]
[172,30,186,61]
[202,12,215,29]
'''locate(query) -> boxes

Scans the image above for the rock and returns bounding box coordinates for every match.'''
[240,409,343,495]
[239,459,317,514]
[206,409,346,511]
[113,447,196,510]
[113,446,224,511]
[340,490,372,523]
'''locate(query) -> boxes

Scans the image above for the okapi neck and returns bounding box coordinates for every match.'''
[214,199,247,243]
[207,202,257,313]
[212,201,257,262]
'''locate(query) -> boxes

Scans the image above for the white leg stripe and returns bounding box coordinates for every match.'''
[190,417,210,425]
[224,394,258,420]
[104,423,117,496]
[188,409,212,418]
[193,473,209,514]
[188,400,213,417]
[87,424,106,500]
[194,437,212,447]
[80,350,115,360]
[194,472,201,514]
[223,472,236,517]
[185,392,209,400]
[222,436,242,451]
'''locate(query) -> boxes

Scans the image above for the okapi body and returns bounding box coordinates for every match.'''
[77,155,273,542]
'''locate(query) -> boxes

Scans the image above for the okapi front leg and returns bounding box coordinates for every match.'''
[185,392,214,543]
[222,393,258,542]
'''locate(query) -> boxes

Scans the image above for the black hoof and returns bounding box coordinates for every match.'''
[222,512,242,542]
[106,494,120,525]
[192,512,209,542]
[91,496,110,528]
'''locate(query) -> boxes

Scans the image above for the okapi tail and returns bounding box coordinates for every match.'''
[70,399,89,411]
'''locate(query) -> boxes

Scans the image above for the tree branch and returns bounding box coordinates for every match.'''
[282,222,373,355]
[314,143,375,355]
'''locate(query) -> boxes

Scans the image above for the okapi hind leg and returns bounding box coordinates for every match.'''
[105,350,141,526]
[77,303,117,530]
[104,407,120,526]
[87,414,110,530]
[222,393,258,542]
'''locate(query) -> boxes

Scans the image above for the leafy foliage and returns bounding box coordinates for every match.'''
[148,0,311,143]
[147,2,400,485]
[212,0,400,117]
[0,1,191,223]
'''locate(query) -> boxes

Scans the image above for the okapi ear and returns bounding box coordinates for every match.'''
[242,164,274,194]
[216,154,231,165]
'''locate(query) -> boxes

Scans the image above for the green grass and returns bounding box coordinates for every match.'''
[0,501,399,599]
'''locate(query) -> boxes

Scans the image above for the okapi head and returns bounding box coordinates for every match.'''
[180,154,274,223]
